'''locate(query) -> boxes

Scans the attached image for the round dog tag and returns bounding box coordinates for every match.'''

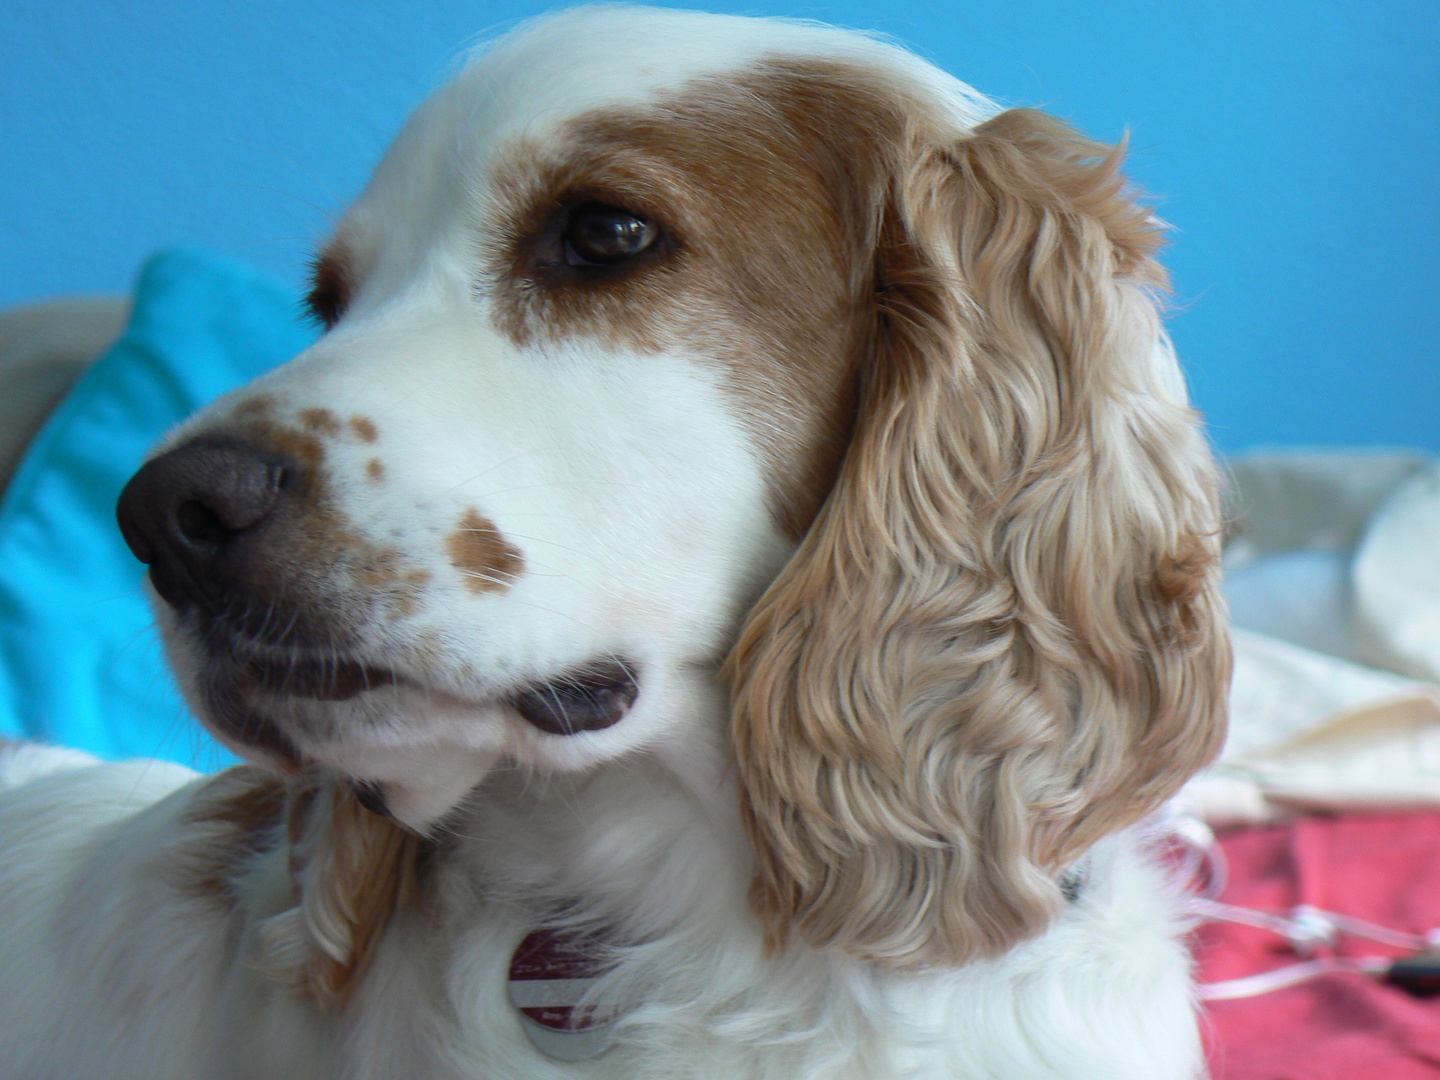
[508,928,621,1061]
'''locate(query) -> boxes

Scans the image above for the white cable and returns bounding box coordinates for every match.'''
[1199,957,1392,1001]
[1163,807,1436,999]
[1316,907,1427,952]
[1188,897,1328,949]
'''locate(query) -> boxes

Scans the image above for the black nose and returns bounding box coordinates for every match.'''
[116,438,292,610]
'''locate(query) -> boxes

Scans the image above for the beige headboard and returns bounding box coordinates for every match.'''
[0,297,129,495]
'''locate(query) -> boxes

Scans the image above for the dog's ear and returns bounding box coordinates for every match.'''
[256,774,425,1008]
[727,108,1230,967]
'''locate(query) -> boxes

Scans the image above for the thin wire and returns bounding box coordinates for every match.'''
[1199,957,1392,1002]
[1170,809,1436,1000]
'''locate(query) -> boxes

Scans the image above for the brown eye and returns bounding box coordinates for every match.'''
[563,204,658,266]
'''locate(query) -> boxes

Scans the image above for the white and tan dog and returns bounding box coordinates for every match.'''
[0,7,1229,1077]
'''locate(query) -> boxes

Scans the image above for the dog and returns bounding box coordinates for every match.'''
[0,7,1229,1077]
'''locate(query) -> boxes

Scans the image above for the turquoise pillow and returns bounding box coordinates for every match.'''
[0,249,316,770]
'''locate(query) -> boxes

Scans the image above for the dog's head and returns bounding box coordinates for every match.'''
[119,6,1228,983]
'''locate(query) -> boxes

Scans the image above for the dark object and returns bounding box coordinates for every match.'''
[512,660,639,735]
[352,781,390,818]
[1386,953,1440,996]
[564,204,658,265]
[116,438,291,610]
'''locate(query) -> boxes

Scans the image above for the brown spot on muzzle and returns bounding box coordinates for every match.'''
[447,508,524,593]
[350,416,379,443]
[300,408,343,436]
[167,414,428,643]
[239,420,326,473]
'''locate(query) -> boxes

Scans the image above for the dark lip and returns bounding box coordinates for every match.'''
[189,616,641,749]
[189,615,397,703]
[510,658,639,735]
[195,669,307,773]
[190,595,360,654]
[240,655,407,702]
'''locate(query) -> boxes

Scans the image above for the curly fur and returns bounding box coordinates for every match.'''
[729,107,1229,966]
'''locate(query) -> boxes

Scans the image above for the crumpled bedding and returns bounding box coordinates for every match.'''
[1194,451,1440,825]
[1195,449,1440,1078]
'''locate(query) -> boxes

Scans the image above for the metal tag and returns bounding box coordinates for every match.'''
[508,927,622,1061]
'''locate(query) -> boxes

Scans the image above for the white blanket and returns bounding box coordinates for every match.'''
[1189,450,1440,825]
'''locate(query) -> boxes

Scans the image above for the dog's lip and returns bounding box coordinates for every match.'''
[510,658,640,735]
[205,636,640,725]
[241,655,408,702]
[194,679,308,774]
[190,617,407,703]
[193,620,641,736]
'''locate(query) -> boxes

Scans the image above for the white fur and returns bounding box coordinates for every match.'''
[0,745,1199,1079]
[0,8,1207,1077]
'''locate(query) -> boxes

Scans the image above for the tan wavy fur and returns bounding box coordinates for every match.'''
[254,773,425,1008]
[726,107,1231,968]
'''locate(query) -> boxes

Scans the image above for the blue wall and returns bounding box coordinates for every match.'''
[3,0,1436,453]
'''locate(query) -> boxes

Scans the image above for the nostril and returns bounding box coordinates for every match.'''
[175,500,229,551]
[185,460,287,538]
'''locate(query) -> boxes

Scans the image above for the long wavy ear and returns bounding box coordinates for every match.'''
[256,773,426,1008]
[727,108,1230,967]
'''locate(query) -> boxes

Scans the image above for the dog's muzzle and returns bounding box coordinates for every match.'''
[116,436,642,750]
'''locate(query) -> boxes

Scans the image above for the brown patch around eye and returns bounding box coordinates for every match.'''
[446,509,524,594]
[300,408,342,436]
[484,59,909,541]
[350,416,379,443]
[306,249,351,329]
[366,458,385,482]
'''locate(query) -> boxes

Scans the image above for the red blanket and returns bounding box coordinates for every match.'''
[1197,813,1440,1078]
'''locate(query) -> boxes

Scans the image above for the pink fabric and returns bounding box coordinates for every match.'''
[1197,813,1440,1078]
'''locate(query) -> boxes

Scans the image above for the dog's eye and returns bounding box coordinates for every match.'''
[563,204,658,266]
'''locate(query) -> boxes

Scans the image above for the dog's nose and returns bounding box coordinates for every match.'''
[117,439,293,610]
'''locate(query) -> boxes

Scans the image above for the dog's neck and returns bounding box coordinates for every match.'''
[428,744,911,1067]
[444,703,755,950]
[242,689,1135,1076]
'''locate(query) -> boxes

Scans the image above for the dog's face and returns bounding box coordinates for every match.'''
[118,7,1230,969]
[123,13,903,826]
